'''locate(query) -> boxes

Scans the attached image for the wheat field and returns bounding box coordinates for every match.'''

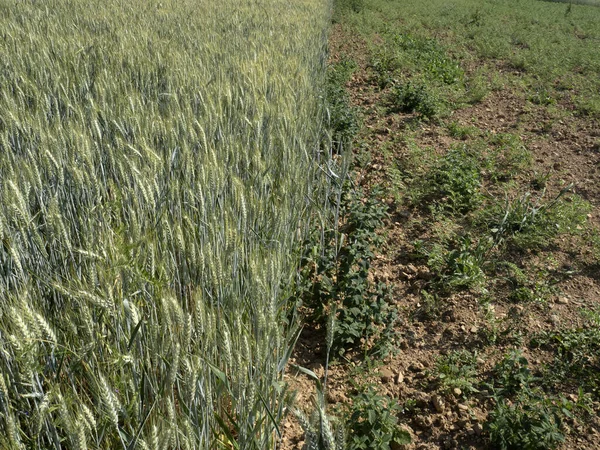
[0,0,332,448]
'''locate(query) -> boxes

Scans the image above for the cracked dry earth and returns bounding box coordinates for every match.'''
[280,23,600,450]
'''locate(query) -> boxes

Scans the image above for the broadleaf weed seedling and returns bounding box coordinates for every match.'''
[389,80,441,119]
[531,308,600,399]
[487,132,532,182]
[434,350,480,397]
[499,262,558,304]
[327,57,360,149]
[446,121,478,140]
[298,183,398,357]
[344,385,412,450]
[414,235,491,293]
[486,351,578,450]
[426,146,483,213]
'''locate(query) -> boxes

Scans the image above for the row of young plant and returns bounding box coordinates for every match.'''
[0,0,335,448]
[381,55,599,446]
[379,40,600,450]
[294,0,600,448]
[341,0,600,118]
[290,30,413,447]
[404,144,600,448]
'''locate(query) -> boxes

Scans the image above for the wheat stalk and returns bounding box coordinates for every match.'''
[0,0,333,447]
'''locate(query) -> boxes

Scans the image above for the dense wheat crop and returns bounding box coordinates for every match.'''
[0,0,332,448]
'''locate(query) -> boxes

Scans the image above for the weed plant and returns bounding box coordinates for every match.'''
[531,309,600,399]
[403,135,590,303]
[434,350,480,396]
[487,393,570,450]
[327,58,360,149]
[332,1,600,448]
[487,133,532,182]
[486,351,577,450]
[544,0,600,7]
[500,262,557,304]
[414,237,489,292]
[446,121,478,140]
[412,146,483,214]
[372,32,463,117]
[345,386,411,450]
[372,33,463,87]
[332,0,365,23]
[389,81,440,119]
[482,188,590,251]
[298,360,412,449]
[298,185,398,357]
[346,0,600,117]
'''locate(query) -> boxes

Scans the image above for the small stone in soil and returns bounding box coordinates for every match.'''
[458,417,471,427]
[406,264,418,274]
[415,415,433,429]
[380,368,395,383]
[409,361,425,372]
[433,395,445,413]
[395,372,404,384]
